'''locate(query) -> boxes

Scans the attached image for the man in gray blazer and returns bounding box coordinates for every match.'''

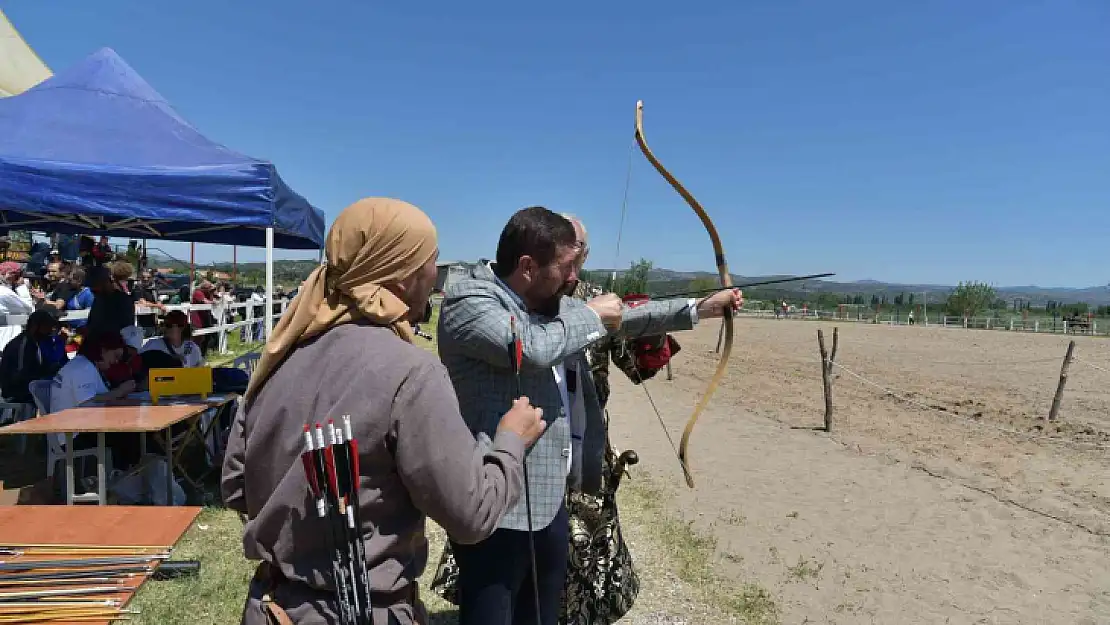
[438,206,740,625]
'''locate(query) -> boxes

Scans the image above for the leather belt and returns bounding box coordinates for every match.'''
[254,561,418,624]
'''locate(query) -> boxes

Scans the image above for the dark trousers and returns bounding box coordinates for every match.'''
[450,504,569,625]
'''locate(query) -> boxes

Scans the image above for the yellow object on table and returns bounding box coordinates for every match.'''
[148,367,213,405]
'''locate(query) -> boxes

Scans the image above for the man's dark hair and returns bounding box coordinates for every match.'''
[26,310,59,333]
[87,265,111,288]
[494,207,577,278]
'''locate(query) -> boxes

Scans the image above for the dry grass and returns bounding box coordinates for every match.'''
[122,472,778,624]
[618,476,780,625]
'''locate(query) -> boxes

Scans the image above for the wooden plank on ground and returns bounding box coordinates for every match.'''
[0,506,201,625]
[0,506,201,547]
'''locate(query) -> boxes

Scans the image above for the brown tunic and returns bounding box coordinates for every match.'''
[221,321,525,625]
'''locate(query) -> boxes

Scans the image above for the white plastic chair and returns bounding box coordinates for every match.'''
[28,380,107,480]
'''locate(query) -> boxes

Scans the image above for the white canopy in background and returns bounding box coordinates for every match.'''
[0,9,51,97]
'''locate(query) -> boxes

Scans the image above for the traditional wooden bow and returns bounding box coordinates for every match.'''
[633,100,734,489]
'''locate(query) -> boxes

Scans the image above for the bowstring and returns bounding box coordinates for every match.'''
[612,140,635,270]
[619,340,684,465]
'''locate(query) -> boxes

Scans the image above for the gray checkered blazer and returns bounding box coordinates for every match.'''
[438,263,695,531]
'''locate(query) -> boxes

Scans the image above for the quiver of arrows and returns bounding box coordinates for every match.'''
[302,416,373,625]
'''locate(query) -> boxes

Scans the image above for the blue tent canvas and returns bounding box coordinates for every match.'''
[0,47,324,249]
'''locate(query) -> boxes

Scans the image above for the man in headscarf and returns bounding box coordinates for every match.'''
[220,198,547,625]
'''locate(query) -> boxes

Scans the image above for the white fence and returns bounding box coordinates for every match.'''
[0,298,293,355]
[736,308,1105,337]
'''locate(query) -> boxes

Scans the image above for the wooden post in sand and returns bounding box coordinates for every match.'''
[817,327,839,432]
[1047,340,1076,422]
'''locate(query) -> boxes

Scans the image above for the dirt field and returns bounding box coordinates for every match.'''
[605,317,1110,624]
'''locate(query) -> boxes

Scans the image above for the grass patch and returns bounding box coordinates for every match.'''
[207,331,263,367]
[621,477,781,625]
[785,555,824,584]
[125,509,458,624]
[126,508,254,625]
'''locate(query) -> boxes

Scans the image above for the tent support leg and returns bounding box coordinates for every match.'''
[265,227,274,340]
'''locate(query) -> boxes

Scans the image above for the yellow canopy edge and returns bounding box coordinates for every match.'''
[0,8,52,97]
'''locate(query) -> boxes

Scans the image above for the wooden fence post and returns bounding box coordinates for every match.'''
[1047,340,1076,422]
[818,327,839,432]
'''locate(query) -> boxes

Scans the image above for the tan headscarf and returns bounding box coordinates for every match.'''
[244,198,438,403]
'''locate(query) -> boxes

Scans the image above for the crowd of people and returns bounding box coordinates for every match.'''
[0,239,268,496]
[222,199,741,625]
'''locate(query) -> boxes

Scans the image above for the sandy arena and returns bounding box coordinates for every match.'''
[605,316,1110,624]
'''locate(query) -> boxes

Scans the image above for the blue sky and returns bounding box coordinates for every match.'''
[5,0,1108,286]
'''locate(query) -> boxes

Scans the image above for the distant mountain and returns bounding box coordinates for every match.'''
[588,268,1110,306]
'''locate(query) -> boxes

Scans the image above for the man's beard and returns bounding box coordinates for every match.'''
[526,283,564,318]
[561,279,579,298]
[535,292,562,318]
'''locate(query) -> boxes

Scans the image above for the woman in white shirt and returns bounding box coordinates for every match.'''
[50,332,139,477]
[50,332,135,413]
[139,310,204,368]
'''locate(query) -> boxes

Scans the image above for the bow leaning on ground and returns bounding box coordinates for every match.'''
[633,100,734,489]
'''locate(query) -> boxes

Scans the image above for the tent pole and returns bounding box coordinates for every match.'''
[265,227,274,340]
[233,246,238,282]
[189,243,195,295]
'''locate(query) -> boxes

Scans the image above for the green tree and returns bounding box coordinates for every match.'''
[945,281,996,318]
[613,259,652,296]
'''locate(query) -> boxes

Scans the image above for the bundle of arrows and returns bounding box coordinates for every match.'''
[0,545,170,622]
[302,415,372,625]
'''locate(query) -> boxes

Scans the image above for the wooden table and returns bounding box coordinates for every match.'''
[0,404,207,505]
[0,505,201,625]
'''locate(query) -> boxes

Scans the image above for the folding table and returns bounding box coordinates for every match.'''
[0,403,207,505]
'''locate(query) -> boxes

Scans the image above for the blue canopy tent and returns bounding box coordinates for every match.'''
[0,47,326,335]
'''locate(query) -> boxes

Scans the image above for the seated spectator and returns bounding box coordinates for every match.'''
[131,269,164,338]
[140,310,228,463]
[105,326,147,389]
[0,311,66,403]
[51,332,141,473]
[190,280,216,356]
[140,310,204,368]
[43,265,88,320]
[53,266,94,328]
[91,235,112,267]
[85,263,135,339]
[51,332,134,412]
[0,262,37,351]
